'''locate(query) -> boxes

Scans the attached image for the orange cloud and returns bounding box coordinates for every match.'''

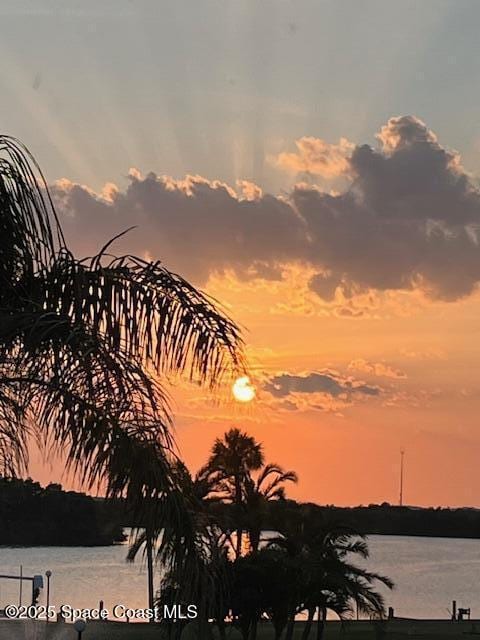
[275,136,353,178]
[236,179,263,201]
[348,359,407,379]
[377,115,438,154]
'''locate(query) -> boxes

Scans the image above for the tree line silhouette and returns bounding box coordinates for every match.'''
[0,477,124,545]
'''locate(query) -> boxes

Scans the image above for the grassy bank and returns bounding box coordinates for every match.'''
[2,619,480,640]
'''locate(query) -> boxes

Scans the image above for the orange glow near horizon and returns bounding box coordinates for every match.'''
[27,269,480,509]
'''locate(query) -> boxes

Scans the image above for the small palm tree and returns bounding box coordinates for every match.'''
[268,514,393,640]
[244,463,298,553]
[126,458,223,612]
[303,533,393,640]
[206,428,264,556]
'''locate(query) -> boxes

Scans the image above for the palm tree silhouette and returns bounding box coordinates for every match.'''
[269,512,393,640]
[126,458,222,612]
[206,427,264,556]
[244,463,298,554]
[0,136,244,599]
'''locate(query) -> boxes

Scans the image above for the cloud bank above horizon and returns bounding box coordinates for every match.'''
[52,116,480,306]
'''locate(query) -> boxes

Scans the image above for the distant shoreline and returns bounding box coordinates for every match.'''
[322,503,480,540]
[4,475,480,547]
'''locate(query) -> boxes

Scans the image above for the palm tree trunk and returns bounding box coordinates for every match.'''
[250,527,260,554]
[301,607,315,640]
[285,612,296,640]
[274,623,286,640]
[235,474,243,557]
[248,617,258,640]
[236,528,243,557]
[218,619,227,640]
[146,528,155,622]
[316,606,326,640]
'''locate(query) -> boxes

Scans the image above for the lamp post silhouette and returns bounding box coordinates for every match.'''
[399,449,405,506]
[45,571,52,623]
[74,619,86,639]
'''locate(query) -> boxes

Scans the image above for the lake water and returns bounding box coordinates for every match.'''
[1,535,479,620]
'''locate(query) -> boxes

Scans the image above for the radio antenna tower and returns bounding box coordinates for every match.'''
[399,449,405,506]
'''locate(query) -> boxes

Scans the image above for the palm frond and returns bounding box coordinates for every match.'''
[44,250,245,385]
[0,135,64,274]
[256,464,298,499]
[0,136,245,482]
[0,135,247,617]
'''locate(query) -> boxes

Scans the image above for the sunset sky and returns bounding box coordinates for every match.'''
[4,0,480,507]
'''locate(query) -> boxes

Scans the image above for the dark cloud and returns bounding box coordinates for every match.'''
[53,175,305,286]
[53,116,480,302]
[263,371,380,399]
[308,272,340,301]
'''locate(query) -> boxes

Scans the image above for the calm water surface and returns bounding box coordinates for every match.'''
[364,535,480,619]
[1,535,479,619]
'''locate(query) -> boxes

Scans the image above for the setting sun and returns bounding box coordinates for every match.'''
[232,376,256,403]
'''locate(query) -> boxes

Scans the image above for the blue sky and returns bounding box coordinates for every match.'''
[2,0,480,193]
